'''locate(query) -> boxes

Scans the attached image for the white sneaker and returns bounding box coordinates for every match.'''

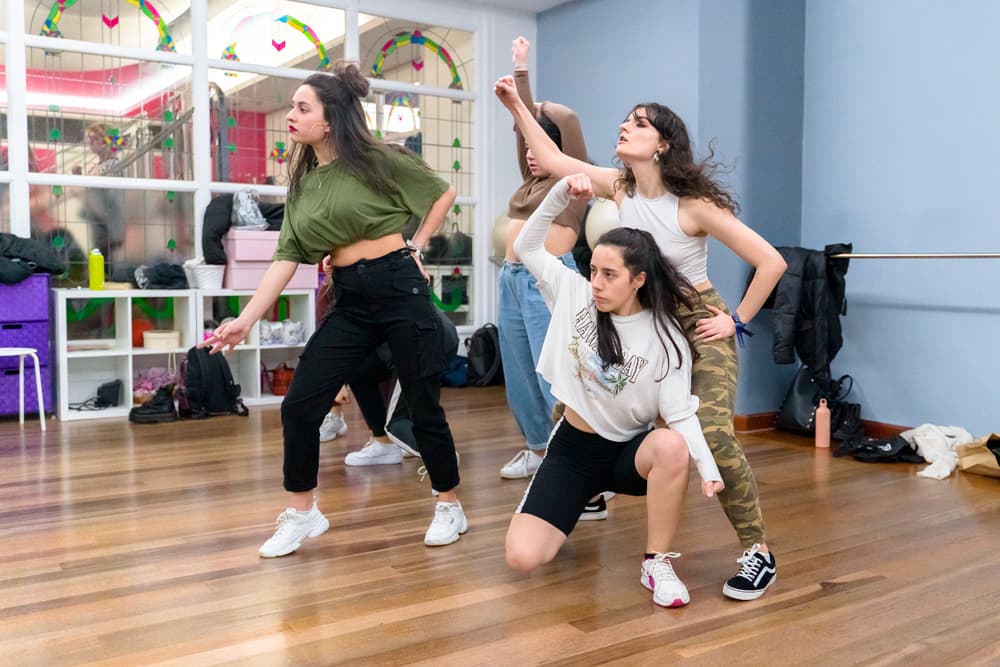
[500,449,543,479]
[258,504,330,558]
[424,501,468,546]
[319,413,348,442]
[641,552,690,607]
[344,439,403,466]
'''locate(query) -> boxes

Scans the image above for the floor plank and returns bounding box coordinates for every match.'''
[2,386,999,665]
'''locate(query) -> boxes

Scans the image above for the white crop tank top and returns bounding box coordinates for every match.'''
[618,193,709,285]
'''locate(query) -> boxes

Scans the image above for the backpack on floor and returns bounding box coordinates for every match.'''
[178,346,249,419]
[465,323,504,387]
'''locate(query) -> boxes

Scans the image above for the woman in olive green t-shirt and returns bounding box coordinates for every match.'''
[203,63,466,557]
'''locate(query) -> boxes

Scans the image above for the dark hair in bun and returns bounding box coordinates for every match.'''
[287,61,414,197]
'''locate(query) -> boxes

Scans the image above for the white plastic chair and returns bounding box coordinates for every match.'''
[0,347,46,430]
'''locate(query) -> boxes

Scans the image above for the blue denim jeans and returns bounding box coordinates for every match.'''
[497,253,578,450]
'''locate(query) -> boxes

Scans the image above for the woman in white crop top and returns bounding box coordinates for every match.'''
[508,173,723,608]
[495,76,786,602]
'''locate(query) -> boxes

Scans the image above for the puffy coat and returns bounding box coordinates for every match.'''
[768,243,852,380]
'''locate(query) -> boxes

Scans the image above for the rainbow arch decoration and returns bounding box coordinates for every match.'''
[221,13,330,71]
[40,0,177,53]
[370,30,463,90]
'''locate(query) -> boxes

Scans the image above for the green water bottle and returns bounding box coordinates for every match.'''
[88,249,105,290]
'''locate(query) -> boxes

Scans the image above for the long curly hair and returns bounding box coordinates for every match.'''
[286,62,410,198]
[615,102,739,215]
[593,227,699,378]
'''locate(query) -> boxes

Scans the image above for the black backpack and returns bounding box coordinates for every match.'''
[465,323,504,387]
[178,346,249,418]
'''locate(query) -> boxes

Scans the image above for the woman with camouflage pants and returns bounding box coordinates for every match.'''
[496,76,787,600]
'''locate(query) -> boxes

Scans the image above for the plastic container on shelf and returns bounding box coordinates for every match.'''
[142,330,180,349]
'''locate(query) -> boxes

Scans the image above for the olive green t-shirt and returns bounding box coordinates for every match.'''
[273,147,450,264]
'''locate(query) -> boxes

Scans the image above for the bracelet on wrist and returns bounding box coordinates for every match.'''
[731,313,754,348]
[405,239,424,260]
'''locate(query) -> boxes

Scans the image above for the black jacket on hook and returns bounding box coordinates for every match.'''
[761,243,852,384]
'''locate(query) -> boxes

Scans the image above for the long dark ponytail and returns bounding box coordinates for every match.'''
[593,227,699,377]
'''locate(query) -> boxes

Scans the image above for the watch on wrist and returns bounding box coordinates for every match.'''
[405,239,423,260]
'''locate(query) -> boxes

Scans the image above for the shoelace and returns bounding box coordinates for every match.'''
[271,511,297,538]
[647,552,682,580]
[734,544,764,581]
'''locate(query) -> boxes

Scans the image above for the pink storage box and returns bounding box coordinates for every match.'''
[222,229,317,289]
[224,259,317,289]
[223,229,281,261]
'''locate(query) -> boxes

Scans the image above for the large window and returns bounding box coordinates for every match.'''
[3,1,482,324]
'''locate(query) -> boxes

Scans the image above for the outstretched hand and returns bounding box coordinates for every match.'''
[494,76,518,109]
[695,304,737,341]
[702,480,724,498]
[565,173,594,200]
[199,317,252,355]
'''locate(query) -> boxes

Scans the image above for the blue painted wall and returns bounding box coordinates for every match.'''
[802,0,1000,434]
[538,0,805,413]
[539,0,997,433]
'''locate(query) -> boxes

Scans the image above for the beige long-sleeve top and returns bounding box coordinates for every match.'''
[506,69,588,233]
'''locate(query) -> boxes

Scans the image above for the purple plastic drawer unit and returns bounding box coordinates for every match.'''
[0,274,50,321]
[0,273,53,417]
[0,364,53,414]
[0,322,51,369]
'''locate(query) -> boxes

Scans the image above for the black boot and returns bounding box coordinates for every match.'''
[129,384,178,423]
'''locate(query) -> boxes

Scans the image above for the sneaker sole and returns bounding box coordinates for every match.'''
[641,577,690,607]
[344,455,403,466]
[129,413,178,424]
[259,516,330,558]
[723,575,775,601]
[578,509,608,521]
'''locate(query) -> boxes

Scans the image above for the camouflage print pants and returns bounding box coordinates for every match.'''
[679,288,765,547]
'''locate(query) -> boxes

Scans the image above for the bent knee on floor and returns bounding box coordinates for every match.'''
[505,543,553,572]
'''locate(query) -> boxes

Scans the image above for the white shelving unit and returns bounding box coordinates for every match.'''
[195,288,316,406]
[53,287,316,420]
[425,264,472,327]
[54,289,196,421]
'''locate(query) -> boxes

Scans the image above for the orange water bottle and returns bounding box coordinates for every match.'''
[88,248,105,290]
[815,398,831,448]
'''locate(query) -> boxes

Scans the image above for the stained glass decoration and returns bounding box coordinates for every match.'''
[269,142,289,164]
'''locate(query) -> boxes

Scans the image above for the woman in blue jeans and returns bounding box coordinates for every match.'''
[498,37,589,481]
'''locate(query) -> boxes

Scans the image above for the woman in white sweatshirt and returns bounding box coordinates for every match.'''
[506,173,724,608]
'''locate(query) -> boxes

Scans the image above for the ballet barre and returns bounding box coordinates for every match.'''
[830,252,1000,259]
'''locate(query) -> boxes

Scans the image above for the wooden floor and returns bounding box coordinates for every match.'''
[3,387,1000,666]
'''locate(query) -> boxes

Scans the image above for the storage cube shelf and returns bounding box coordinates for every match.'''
[52,289,316,420]
[53,288,315,420]
[0,275,54,417]
[54,289,196,421]
[196,288,315,406]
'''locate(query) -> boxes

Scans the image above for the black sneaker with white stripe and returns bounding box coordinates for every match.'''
[578,494,608,521]
[723,544,776,600]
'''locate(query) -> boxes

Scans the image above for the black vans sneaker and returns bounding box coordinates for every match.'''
[579,493,608,521]
[129,384,178,424]
[723,544,776,600]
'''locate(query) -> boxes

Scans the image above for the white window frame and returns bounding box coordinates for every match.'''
[1,0,495,329]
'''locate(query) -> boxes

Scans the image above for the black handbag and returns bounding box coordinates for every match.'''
[423,222,472,265]
[777,365,854,435]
